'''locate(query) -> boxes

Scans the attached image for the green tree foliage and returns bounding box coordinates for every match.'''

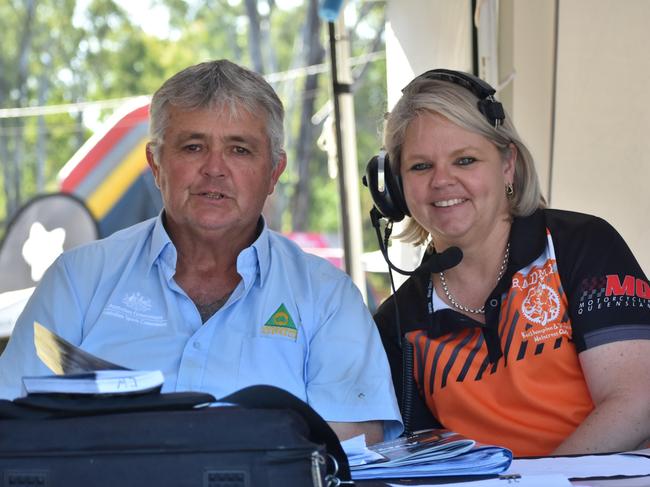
[0,0,388,251]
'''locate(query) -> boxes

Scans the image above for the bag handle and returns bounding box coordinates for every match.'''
[221,384,352,482]
[0,391,216,419]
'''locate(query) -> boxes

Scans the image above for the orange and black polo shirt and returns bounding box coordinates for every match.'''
[374,209,650,456]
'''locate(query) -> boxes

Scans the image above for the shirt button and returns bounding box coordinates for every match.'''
[193,341,201,350]
[489,299,499,307]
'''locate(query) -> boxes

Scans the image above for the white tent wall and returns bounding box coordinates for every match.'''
[498,0,555,200]
[384,0,650,276]
[550,0,650,275]
[384,0,474,282]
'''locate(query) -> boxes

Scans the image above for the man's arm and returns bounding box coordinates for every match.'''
[328,420,385,445]
[0,254,88,399]
[304,267,402,441]
[552,339,650,454]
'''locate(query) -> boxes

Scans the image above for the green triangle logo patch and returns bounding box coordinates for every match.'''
[261,304,298,340]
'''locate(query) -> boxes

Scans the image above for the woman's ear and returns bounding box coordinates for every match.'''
[503,142,517,182]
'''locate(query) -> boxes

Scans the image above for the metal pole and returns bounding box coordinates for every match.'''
[327,15,367,302]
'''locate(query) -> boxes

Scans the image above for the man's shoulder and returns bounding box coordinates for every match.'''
[265,230,347,278]
[61,217,157,263]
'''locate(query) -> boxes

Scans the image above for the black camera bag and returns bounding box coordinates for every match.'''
[0,385,352,487]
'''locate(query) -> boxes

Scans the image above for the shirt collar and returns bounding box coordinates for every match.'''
[408,208,547,364]
[509,208,547,270]
[147,211,176,271]
[236,217,270,288]
[476,208,546,363]
[146,213,270,287]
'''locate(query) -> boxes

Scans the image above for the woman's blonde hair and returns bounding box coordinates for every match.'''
[383,74,545,245]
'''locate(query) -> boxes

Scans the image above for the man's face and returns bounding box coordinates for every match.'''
[147,104,285,242]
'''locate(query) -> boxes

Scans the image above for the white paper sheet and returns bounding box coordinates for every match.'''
[387,473,572,486]
[505,452,650,479]
[342,434,385,466]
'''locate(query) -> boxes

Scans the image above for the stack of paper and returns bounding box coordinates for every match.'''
[506,451,650,479]
[21,322,165,396]
[33,321,128,374]
[22,369,164,395]
[344,434,385,466]
[344,429,512,481]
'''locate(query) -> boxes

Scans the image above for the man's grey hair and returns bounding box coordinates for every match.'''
[148,59,285,168]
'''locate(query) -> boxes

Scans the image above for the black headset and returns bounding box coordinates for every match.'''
[362,68,505,223]
[362,70,505,409]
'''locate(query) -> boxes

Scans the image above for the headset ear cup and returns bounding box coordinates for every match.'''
[363,152,410,221]
[389,164,410,219]
[384,154,411,221]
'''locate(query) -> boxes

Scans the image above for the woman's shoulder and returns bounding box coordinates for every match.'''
[541,208,620,241]
[543,207,611,228]
[374,273,430,332]
[540,208,640,279]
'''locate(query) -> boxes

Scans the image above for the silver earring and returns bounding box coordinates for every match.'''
[505,182,514,199]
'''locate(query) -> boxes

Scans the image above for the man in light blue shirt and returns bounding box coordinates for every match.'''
[0,59,402,443]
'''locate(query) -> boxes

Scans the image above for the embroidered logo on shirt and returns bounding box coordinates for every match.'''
[510,256,571,344]
[102,292,166,327]
[577,274,650,315]
[261,304,298,341]
[122,292,152,313]
[522,283,560,325]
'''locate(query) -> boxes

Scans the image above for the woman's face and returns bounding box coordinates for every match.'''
[400,112,515,248]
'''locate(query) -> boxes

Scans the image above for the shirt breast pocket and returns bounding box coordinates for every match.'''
[236,335,307,401]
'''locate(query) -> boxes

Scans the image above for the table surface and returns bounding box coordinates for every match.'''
[355,448,650,486]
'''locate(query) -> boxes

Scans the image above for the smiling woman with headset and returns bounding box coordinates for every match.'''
[364,69,650,457]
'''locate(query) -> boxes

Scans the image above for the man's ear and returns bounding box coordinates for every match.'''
[268,151,287,195]
[146,143,160,188]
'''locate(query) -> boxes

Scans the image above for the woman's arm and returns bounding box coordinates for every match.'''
[552,339,650,454]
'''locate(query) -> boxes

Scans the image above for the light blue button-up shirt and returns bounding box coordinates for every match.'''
[0,215,402,438]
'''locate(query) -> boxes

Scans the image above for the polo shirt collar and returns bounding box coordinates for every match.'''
[146,213,270,287]
[509,208,547,271]
[148,212,176,271]
[477,208,547,363]
[414,208,548,364]
[237,217,270,288]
